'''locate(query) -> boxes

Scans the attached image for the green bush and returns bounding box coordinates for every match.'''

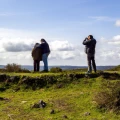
[107,65,120,71]
[94,81,120,112]
[4,63,30,73]
[50,67,62,73]
[0,68,6,72]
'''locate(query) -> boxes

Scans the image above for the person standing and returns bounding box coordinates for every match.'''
[39,38,50,72]
[32,43,42,72]
[83,35,97,74]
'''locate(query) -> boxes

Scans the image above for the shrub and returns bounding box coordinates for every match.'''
[94,81,120,112]
[0,68,6,72]
[107,65,120,71]
[5,63,30,73]
[5,63,21,72]
[50,67,62,73]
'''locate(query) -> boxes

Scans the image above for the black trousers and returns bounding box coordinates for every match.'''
[87,55,96,73]
[34,60,40,72]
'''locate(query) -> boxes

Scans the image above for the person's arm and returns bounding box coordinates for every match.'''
[31,48,34,57]
[83,38,91,45]
[37,44,44,49]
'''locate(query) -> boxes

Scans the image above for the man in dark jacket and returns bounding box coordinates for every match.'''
[32,43,42,72]
[83,35,97,74]
[38,38,50,72]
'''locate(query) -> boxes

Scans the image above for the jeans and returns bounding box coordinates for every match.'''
[87,55,96,73]
[34,60,40,72]
[42,53,49,71]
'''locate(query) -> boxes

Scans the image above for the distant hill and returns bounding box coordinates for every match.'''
[0,65,116,71]
[107,65,120,71]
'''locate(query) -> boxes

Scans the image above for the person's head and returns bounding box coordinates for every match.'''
[88,35,93,40]
[41,38,46,43]
[34,43,39,47]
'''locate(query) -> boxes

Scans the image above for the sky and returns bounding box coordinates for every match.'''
[0,0,120,66]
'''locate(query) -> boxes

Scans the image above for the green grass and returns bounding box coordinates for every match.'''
[0,72,120,120]
[6,71,85,77]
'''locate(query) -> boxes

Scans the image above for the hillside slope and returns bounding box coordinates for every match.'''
[0,72,120,120]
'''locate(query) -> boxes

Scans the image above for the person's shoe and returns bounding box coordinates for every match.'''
[85,71,91,75]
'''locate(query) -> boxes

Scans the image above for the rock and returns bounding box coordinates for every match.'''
[0,87,6,92]
[21,101,27,104]
[31,100,46,109]
[32,103,40,108]
[0,97,9,101]
[50,109,55,114]
[63,115,68,119]
[39,100,46,108]
[67,73,74,78]
[84,112,90,116]
[0,74,8,82]
[0,97,5,100]
[21,77,30,83]
[85,74,90,78]
[6,76,20,83]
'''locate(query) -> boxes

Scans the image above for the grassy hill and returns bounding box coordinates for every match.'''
[107,65,120,71]
[0,71,120,120]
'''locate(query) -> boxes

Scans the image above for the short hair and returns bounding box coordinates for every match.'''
[34,43,39,47]
[41,38,46,42]
[89,35,93,39]
[35,43,39,45]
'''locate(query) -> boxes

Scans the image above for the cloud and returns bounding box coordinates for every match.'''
[0,28,44,52]
[1,28,120,66]
[115,20,120,27]
[108,35,120,45]
[90,16,120,28]
[113,35,120,41]
[50,51,77,60]
[0,28,83,65]
[3,42,33,52]
[50,40,75,51]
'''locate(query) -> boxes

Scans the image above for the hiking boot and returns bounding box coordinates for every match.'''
[85,71,91,75]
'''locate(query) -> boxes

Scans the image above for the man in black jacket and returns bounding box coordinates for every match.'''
[83,35,97,74]
[38,38,50,72]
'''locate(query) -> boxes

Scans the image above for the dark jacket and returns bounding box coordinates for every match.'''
[32,47,42,61]
[39,42,50,54]
[83,38,96,56]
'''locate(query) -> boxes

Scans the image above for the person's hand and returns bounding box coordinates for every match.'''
[87,37,91,40]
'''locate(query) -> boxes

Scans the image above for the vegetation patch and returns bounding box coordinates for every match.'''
[94,81,120,113]
[50,67,62,73]
[1,71,120,119]
[0,63,30,73]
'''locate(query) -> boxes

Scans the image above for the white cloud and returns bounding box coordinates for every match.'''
[3,42,33,52]
[113,35,120,41]
[0,28,84,65]
[115,20,120,27]
[108,35,120,45]
[50,51,77,60]
[90,16,120,28]
[50,40,74,51]
[1,28,120,66]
